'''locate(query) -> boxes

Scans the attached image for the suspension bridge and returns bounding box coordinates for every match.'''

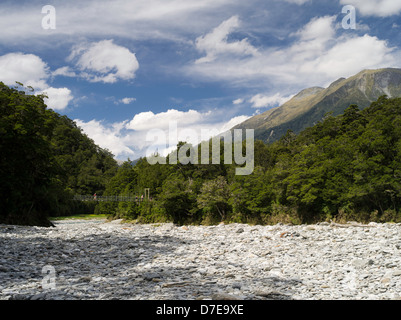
[73,188,151,202]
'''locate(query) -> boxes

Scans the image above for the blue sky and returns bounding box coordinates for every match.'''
[1,0,401,160]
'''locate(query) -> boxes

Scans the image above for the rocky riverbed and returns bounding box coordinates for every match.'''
[1,218,401,300]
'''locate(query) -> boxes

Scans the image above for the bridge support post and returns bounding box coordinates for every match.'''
[144,188,150,201]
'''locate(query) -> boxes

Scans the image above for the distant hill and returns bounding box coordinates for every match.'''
[233,68,401,142]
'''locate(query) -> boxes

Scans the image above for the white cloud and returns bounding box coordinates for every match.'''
[126,109,250,157]
[39,87,74,111]
[250,93,294,108]
[293,15,336,43]
[219,115,251,132]
[0,52,74,110]
[52,66,77,78]
[75,119,136,158]
[126,109,210,131]
[187,15,400,90]
[0,0,241,45]
[340,0,401,17]
[119,97,136,104]
[300,34,396,79]
[76,108,250,159]
[68,40,139,84]
[0,53,49,90]
[195,15,259,64]
[233,98,244,105]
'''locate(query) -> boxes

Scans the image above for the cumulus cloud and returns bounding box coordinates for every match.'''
[119,97,137,105]
[75,119,136,158]
[299,34,396,78]
[68,40,139,84]
[340,0,401,17]
[0,52,74,111]
[126,109,210,131]
[126,109,250,157]
[0,53,49,90]
[76,108,250,159]
[39,87,74,111]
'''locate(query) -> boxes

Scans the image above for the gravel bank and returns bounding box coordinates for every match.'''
[1,219,401,300]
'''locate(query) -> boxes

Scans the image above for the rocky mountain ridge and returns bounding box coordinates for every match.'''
[234,68,401,142]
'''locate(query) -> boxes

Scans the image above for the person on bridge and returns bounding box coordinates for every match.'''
[93,193,97,201]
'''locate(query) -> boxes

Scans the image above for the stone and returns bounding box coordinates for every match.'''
[211,293,243,300]
[80,276,92,283]
[352,259,371,268]
[109,219,124,224]
[9,294,31,300]
[143,273,162,281]
[232,283,241,289]
[30,293,47,300]
[1,219,401,300]
[161,281,190,288]
[255,290,291,300]
[391,270,401,277]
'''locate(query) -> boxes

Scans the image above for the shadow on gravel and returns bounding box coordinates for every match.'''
[0,224,298,300]
[129,265,297,301]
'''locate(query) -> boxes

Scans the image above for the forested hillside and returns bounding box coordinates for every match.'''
[2,80,401,227]
[0,82,118,227]
[98,96,401,225]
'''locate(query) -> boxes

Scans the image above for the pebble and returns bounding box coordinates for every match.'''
[1,219,401,300]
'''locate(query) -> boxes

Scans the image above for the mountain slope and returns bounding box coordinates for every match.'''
[234,68,401,142]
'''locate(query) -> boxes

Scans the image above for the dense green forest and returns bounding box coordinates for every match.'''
[2,81,401,227]
[0,82,118,226]
[98,96,401,225]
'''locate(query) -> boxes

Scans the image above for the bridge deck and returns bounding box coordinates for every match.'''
[73,195,149,202]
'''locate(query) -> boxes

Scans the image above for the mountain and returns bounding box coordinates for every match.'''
[234,68,401,142]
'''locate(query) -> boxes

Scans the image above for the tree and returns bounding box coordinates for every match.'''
[159,176,197,225]
[197,176,231,222]
[0,82,118,226]
[0,82,56,226]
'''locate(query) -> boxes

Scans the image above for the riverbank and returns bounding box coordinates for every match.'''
[1,219,401,300]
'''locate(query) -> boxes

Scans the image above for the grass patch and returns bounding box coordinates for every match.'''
[49,214,108,221]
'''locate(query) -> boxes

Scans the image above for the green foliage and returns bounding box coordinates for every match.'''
[105,95,401,225]
[159,176,198,225]
[0,83,56,226]
[197,176,231,222]
[0,82,118,226]
[50,115,117,196]
[3,81,401,227]
[271,97,401,223]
